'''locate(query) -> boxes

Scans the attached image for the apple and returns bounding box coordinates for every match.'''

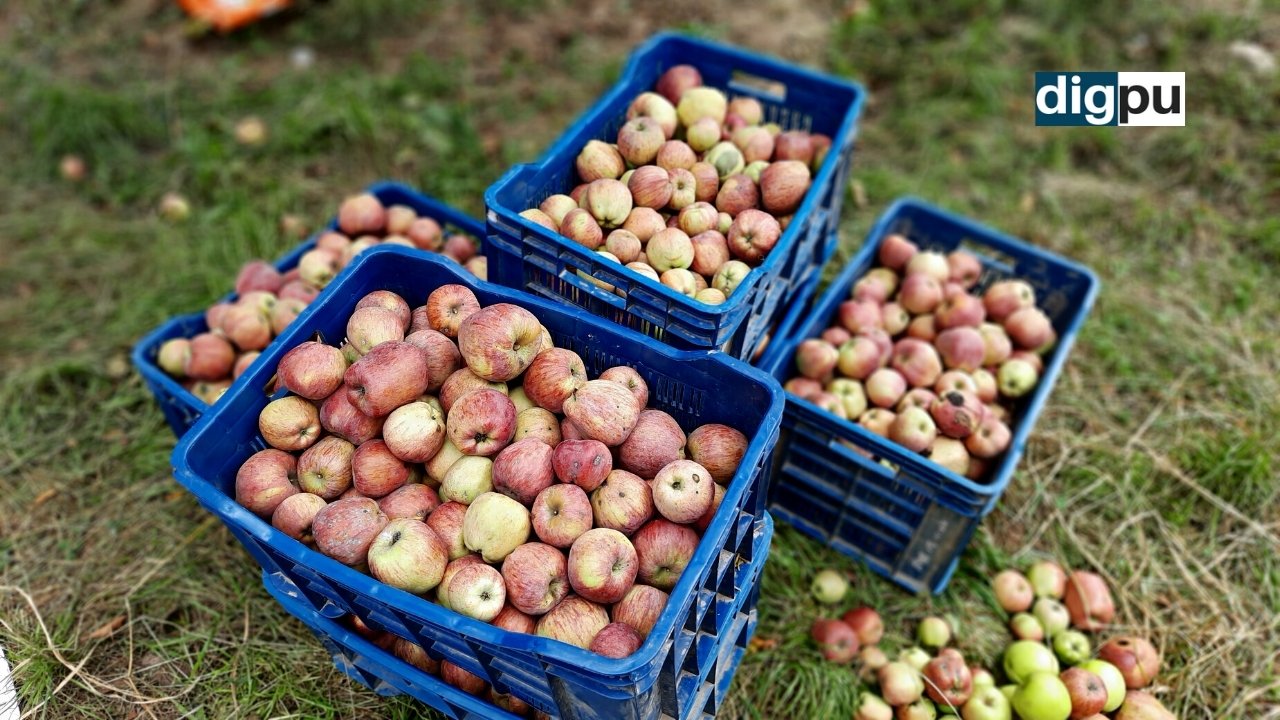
[235,448,299,517]
[531,483,593,549]
[971,667,996,690]
[879,661,925,706]
[514,407,561,447]
[622,207,666,242]
[1012,672,1072,720]
[1052,629,1091,667]
[898,698,937,720]
[1033,597,1071,639]
[391,637,439,674]
[918,616,952,649]
[439,367,507,414]
[614,410,687,481]
[604,229,643,264]
[377,401,445,464]
[858,408,896,437]
[683,423,748,485]
[550,439,613,493]
[258,396,321,452]
[561,417,586,442]
[810,569,848,604]
[351,439,411,498]
[157,338,191,378]
[296,436,355,499]
[961,686,1012,720]
[367,518,448,594]
[965,415,1011,459]
[567,528,638,604]
[925,437,970,476]
[838,607,883,645]
[487,438,555,506]
[435,553,483,609]
[838,300,883,336]
[589,622,643,658]
[462,492,530,563]
[811,618,859,663]
[1028,561,1068,598]
[930,390,985,439]
[576,139,625,182]
[656,64,702,103]
[1063,571,1115,631]
[344,306,403,356]
[726,208,781,263]
[276,342,346,401]
[898,388,939,413]
[925,648,974,706]
[1075,660,1125,712]
[425,284,481,339]
[402,329,461,393]
[993,570,1035,613]
[446,562,507,621]
[426,501,470,560]
[377,483,440,521]
[1059,668,1107,719]
[456,303,543,382]
[1113,691,1174,720]
[901,647,932,672]
[563,380,641,447]
[677,201,719,237]
[866,368,908,408]
[221,303,271,352]
[589,469,653,535]
[535,595,609,650]
[627,91,679,136]
[760,159,810,215]
[1003,640,1060,684]
[632,518,698,591]
[600,365,649,409]
[446,388,517,457]
[650,460,714,524]
[611,583,668,640]
[500,541,569,615]
[890,406,938,452]
[182,332,234,381]
[344,341,431,417]
[439,456,494,506]
[712,259,751,297]
[319,386,384,445]
[666,166,697,209]
[1096,637,1160,689]
[312,497,388,566]
[491,603,536,634]
[855,694,894,720]
[1010,613,1045,642]
[892,338,944,388]
[271,492,326,541]
[440,660,487,696]
[646,227,694,273]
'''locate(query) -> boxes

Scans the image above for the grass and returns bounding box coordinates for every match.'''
[1,0,1278,717]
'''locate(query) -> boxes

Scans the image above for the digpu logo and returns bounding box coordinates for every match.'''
[1035,72,1185,127]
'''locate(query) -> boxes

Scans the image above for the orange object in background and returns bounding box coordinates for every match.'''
[177,0,292,32]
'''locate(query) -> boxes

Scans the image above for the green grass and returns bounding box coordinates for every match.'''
[1,0,1278,717]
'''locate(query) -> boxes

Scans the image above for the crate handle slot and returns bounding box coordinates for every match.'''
[729,71,787,102]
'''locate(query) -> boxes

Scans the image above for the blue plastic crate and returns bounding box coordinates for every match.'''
[131,181,485,437]
[760,198,1100,594]
[171,247,785,720]
[485,32,865,360]
[263,513,771,720]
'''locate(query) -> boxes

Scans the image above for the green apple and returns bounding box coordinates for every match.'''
[1078,659,1127,712]
[1032,597,1070,638]
[998,685,1016,703]
[918,616,952,649]
[1011,672,1071,720]
[961,685,1012,720]
[1003,640,1059,684]
[898,697,938,720]
[900,646,932,671]
[811,568,849,604]
[853,693,893,720]
[1052,630,1091,666]
[971,666,995,690]
[1009,612,1045,641]
[1027,561,1066,598]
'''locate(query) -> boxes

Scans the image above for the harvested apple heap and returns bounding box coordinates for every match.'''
[235,284,751,676]
[154,193,484,405]
[808,563,1173,720]
[785,236,1057,481]
[519,63,828,304]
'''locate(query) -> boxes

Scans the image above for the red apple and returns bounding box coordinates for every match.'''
[297,436,355,499]
[447,388,517,456]
[381,400,445,463]
[632,518,698,591]
[271,492,327,541]
[440,661,487,697]
[491,604,536,634]
[924,648,974,706]
[1064,571,1115,631]
[589,622,643,658]
[535,595,609,650]
[552,439,613,492]
[563,380,641,447]
[611,584,668,640]
[500,541,569,615]
[841,606,884,646]
[277,342,347,401]
[312,497,388,566]
[344,341,431,417]
[426,284,481,339]
[352,439,411,498]
[439,367,508,413]
[184,332,235,381]
[403,328,462,393]
[1097,637,1160,689]
[686,423,747,484]
[531,483,593,548]
[727,208,781,263]
[235,448,299,517]
[319,386,385,445]
[590,469,653,535]
[426,501,470,560]
[599,366,648,409]
[458,304,544,382]
[492,438,555,505]
[523,348,588,413]
[367,517,448,593]
[377,483,440,521]
[1061,667,1107,719]
[760,160,810,215]
[618,410,686,479]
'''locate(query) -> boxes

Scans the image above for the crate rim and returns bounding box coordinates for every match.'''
[130,180,486,421]
[483,31,867,315]
[171,245,786,678]
[763,195,1101,498]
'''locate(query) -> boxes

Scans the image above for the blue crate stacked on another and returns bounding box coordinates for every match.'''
[264,511,772,720]
[486,32,865,361]
[171,247,785,720]
[758,198,1099,594]
[132,182,485,437]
